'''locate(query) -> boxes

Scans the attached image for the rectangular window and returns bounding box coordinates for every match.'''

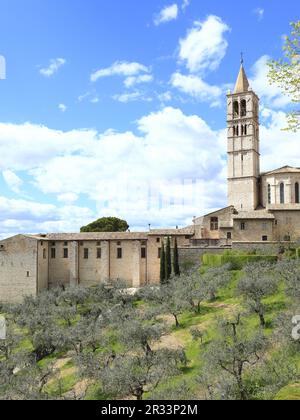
[51,248,56,259]
[141,248,147,259]
[262,236,268,242]
[63,248,68,259]
[97,242,101,247]
[84,248,89,259]
[227,232,232,240]
[26,271,30,277]
[240,222,246,231]
[210,217,219,231]
[64,242,68,247]
[158,248,161,259]
[97,248,102,259]
[156,238,160,243]
[117,248,122,259]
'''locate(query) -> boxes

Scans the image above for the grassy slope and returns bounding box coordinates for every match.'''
[8,268,299,400]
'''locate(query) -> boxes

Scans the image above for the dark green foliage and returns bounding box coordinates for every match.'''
[80,217,129,233]
[165,237,172,281]
[173,238,180,277]
[202,252,278,270]
[160,243,166,284]
[237,262,279,327]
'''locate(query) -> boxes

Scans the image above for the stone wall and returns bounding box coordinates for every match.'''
[0,236,38,303]
[178,247,225,270]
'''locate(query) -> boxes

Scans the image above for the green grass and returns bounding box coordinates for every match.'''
[275,384,300,400]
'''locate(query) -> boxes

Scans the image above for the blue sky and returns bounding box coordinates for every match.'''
[0,0,299,237]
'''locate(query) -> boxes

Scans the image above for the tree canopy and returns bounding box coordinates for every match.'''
[80,217,129,233]
[268,21,300,132]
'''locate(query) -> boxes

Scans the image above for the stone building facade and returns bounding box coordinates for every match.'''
[1,63,300,302]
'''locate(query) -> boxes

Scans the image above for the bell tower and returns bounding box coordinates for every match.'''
[227,60,260,211]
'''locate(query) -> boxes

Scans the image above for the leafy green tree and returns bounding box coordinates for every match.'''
[268,21,300,132]
[165,237,172,281]
[100,349,184,400]
[201,314,267,400]
[80,217,129,233]
[173,238,180,277]
[237,263,279,327]
[160,243,166,284]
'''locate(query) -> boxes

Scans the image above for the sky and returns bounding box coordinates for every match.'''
[0,0,299,237]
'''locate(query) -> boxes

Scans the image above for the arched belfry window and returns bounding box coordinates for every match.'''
[241,100,247,117]
[233,126,236,136]
[295,182,300,204]
[236,125,239,136]
[268,184,271,205]
[280,183,285,204]
[244,125,247,135]
[233,101,239,118]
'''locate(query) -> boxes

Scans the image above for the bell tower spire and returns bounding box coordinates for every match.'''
[227,59,261,211]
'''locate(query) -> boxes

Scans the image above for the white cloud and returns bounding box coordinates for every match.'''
[0,196,93,239]
[124,74,153,88]
[57,192,79,204]
[171,72,223,104]
[2,170,23,194]
[154,4,179,26]
[112,92,153,103]
[1,100,298,238]
[91,61,150,82]
[253,8,264,21]
[40,58,66,77]
[249,55,291,108]
[182,0,190,11]
[178,15,230,73]
[0,107,227,235]
[58,103,67,113]
[260,108,300,171]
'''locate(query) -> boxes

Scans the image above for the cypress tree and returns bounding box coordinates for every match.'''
[173,238,180,277]
[165,237,172,281]
[160,243,166,284]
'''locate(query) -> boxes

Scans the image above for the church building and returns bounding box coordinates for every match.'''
[1,63,300,302]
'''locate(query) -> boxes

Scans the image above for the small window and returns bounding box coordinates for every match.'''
[51,248,56,259]
[241,100,247,117]
[262,236,268,242]
[284,235,291,242]
[51,242,56,247]
[97,242,101,246]
[210,217,219,231]
[97,248,102,259]
[41,241,44,246]
[240,222,246,231]
[141,248,147,259]
[64,242,68,247]
[156,238,160,243]
[117,248,122,259]
[117,241,121,246]
[227,232,232,240]
[63,248,68,259]
[26,271,30,277]
[84,248,89,259]
[244,125,247,136]
[268,184,271,205]
[158,248,161,259]
[80,242,84,246]
[233,101,239,118]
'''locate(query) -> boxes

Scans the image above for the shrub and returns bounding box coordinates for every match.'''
[201,253,277,270]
